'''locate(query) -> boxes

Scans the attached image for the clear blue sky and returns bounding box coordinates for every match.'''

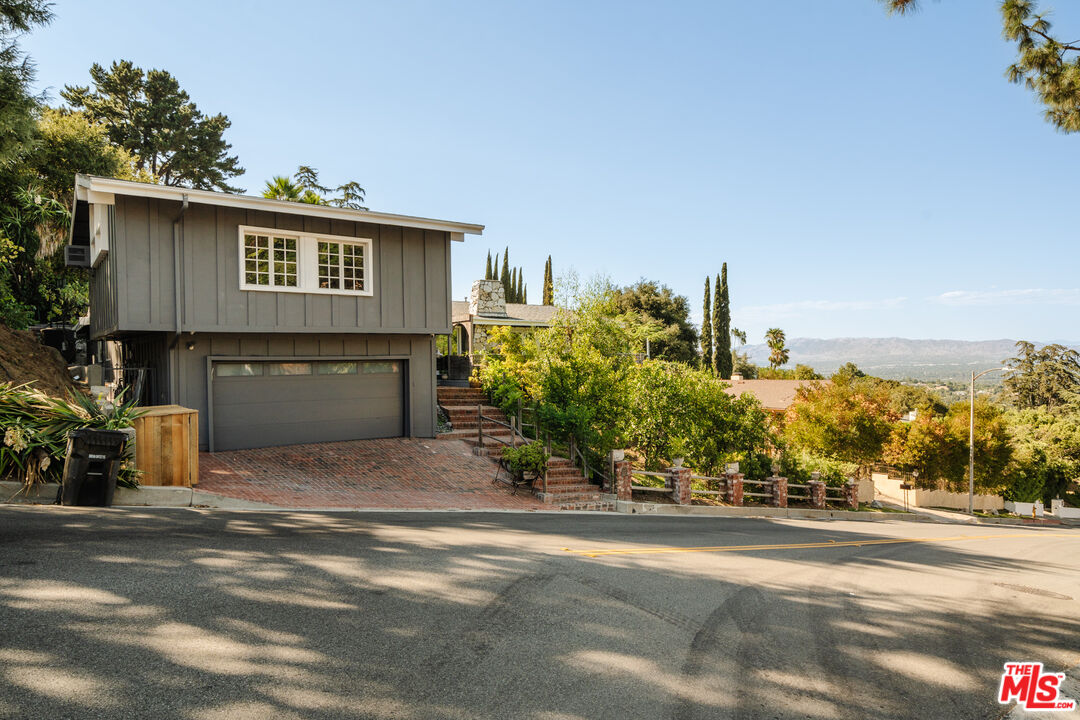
[25,1,1079,342]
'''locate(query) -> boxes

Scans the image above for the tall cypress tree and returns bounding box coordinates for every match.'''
[701,276,713,371]
[485,251,492,280]
[717,263,732,379]
[500,248,511,298]
[512,267,520,302]
[543,256,554,305]
[523,283,527,304]
[492,254,499,284]
[712,273,722,376]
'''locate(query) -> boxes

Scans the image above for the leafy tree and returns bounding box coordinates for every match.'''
[1006,406,1080,501]
[716,263,732,379]
[1004,341,1080,409]
[28,108,137,205]
[765,327,789,369]
[0,186,82,326]
[624,360,769,474]
[62,60,244,191]
[700,276,712,371]
[611,280,699,364]
[784,371,899,477]
[0,0,52,169]
[833,362,866,382]
[542,255,554,305]
[485,251,493,280]
[882,0,1080,132]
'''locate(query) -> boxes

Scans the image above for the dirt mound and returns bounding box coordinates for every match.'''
[0,324,81,399]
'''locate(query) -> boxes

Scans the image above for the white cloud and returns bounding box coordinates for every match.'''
[934,288,1080,306]
[735,296,908,322]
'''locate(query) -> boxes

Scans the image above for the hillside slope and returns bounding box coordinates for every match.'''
[0,325,80,399]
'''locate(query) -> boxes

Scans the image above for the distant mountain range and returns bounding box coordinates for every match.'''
[740,338,1079,383]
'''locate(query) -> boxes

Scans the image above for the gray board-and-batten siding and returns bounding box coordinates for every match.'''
[128,332,437,450]
[90,195,454,339]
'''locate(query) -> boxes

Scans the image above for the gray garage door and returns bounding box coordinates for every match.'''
[212,359,404,451]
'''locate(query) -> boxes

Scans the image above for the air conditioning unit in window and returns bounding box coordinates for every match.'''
[65,245,91,268]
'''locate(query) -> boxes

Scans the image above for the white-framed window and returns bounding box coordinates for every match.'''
[238,225,373,296]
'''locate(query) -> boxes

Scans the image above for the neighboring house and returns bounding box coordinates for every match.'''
[722,376,820,414]
[449,278,559,360]
[67,174,483,451]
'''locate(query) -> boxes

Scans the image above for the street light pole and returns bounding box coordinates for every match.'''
[969,367,1010,514]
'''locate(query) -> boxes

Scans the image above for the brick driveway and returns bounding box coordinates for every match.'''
[197,437,546,510]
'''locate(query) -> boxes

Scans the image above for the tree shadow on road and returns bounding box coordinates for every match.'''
[0,508,1077,720]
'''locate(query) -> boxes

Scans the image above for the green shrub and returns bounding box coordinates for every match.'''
[501,442,550,477]
[0,383,144,488]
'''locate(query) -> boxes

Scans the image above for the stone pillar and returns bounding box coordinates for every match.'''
[843,480,858,510]
[669,466,692,505]
[725,473,744,506]
[770,476,788,508]
[614,460,632,502]
[809,480,826,509]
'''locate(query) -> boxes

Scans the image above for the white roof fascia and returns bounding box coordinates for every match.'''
[75,175,484,237]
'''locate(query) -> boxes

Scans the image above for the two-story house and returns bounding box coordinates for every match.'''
[67,174,483,452]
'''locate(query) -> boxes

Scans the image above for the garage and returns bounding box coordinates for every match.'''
[211,359,405,451]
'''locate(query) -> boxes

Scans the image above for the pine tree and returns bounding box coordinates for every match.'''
[712,273,722,376]
[701,276,713,371]
[485,251,492,280]
[542,256,554,305]
[717,262,732,379]
[500,248,511,298]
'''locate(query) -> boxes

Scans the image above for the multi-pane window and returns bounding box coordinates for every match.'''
[317,240,365,291]
[342,243,364,291]
[244,234,298,288]
[318,241,341,289]
[239,227,371,296]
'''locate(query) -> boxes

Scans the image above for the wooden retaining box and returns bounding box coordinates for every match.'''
[131,405,199,487]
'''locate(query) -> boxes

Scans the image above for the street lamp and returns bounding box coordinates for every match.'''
[968,367,1010,514]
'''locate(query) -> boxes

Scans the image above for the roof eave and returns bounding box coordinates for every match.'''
[74,174,484,237]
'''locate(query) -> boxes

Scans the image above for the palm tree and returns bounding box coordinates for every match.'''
[262,176,303,201]
[765,327,789,369]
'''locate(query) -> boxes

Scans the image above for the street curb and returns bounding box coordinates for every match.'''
[1,481,278,511]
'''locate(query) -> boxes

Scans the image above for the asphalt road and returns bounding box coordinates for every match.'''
[0,507,1078,720]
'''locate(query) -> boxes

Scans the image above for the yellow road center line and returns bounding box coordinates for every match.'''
[562,532,1080,558]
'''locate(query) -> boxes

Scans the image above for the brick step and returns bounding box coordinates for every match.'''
[543,472,589,483]
[546,458,574,468]
[556,500,616,512]
[446,420,513,431]
[437,392,488,402]
[537,491,602,504]
[534,482,598,494]
[437,429,491,440]
[441,403,503,411]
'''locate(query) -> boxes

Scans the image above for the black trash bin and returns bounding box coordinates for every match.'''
[60,429,128,506]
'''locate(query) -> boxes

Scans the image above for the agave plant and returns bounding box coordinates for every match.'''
[0,383,144,489]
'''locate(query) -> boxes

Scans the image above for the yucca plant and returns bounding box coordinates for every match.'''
[0,383,144,490]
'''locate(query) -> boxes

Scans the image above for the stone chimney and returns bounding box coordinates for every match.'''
[469,279,508,318]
